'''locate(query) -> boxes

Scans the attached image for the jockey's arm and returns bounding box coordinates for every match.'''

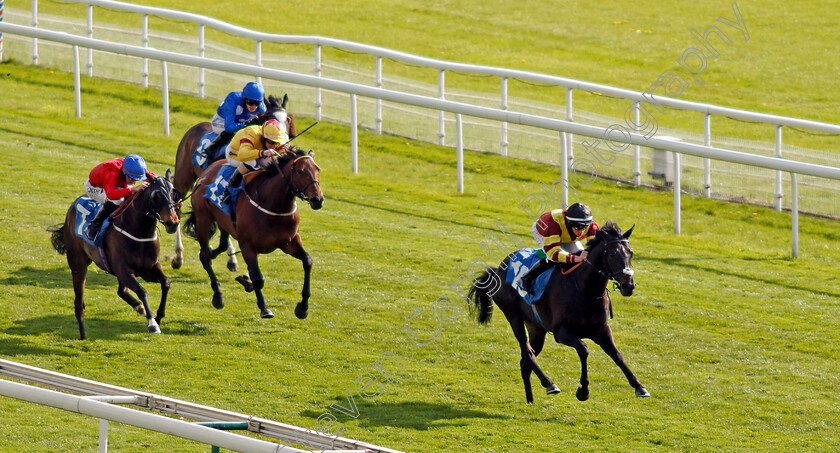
[221,93,247,133]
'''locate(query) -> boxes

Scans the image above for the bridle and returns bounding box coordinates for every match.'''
[276,152,320,202]
[584,238,634,286]
[111,176,181,238]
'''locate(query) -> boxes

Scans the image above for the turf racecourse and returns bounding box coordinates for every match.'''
[0,59,839,452]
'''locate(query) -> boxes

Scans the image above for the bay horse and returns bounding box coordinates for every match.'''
[183,147,324,319]
[469,222,649,403]
[48,170,181,340]
[171,94,297,271]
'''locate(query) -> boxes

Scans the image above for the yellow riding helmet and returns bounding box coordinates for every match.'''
[262,119,288,144]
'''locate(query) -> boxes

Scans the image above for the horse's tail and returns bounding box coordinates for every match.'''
[468,267,499,325]
[181,210,216,240]
[47,224,66,255]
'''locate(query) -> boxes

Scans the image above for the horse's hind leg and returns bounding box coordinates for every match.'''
[593,324,650,397]
[502,312,556,403]
[68,256,90,340]
[239,245,274,319]
[555,325,591,401]
[280,235,311,320]
[527,323,560,396]
[171,224,184,269]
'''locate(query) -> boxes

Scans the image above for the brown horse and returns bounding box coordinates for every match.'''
[48,170,181,340]
[469,222,649,403]
[183,148,324,319]
[171,94,297,271]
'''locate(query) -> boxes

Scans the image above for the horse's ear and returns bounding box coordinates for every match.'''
[282,93,289,109]
[623,224,635,239]
[165,168,173,181]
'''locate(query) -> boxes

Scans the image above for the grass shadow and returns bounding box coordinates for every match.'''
[4,314,209,341]
[1,265,115,289]
[302,400,510,430]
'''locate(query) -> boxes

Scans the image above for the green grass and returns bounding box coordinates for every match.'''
[1,58,840,452]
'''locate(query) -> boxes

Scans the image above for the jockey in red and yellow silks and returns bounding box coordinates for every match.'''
[534,208,600,263]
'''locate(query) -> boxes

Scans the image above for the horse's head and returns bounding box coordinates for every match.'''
[276,148,324,210]
[145,169,181,233]
[587,221,635,296]
[259,94,296,139]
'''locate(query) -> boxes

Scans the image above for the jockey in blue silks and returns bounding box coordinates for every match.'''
[203,81,267,159]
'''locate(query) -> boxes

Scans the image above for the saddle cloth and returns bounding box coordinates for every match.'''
[192,131,221,169]
[73,197,112,248]
[203,165,244,217]
[506,248,555,304]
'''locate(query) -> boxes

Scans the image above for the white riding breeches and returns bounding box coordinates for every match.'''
[84,180,125,205]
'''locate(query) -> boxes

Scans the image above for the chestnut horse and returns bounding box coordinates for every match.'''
[171,94,297,271]
[48,170,181,340]
[469,222,649,402]
[183,148,324,319]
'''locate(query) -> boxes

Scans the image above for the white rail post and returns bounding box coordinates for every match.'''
[161,60,169,136]
[500,76,508,157]
[30,0,37,64]
[314,44,321,121]
[141,14,149,87]
[254,40,262,85]
[456,113,464,193]
[790,172,798,258]
[633,102,641,186]
[350,93,358,174]
[73,45,81,117]
[85,5,93,76]
[561,132,569,206]
[197,24,205,98]
[703,113,711,197]
[0,0,4,61]
[775,125,783,211]
[438,69,445,146]
[565,88,574,162]
[375,56,382,134]
[674,151,681,234]
[98,419,108,453]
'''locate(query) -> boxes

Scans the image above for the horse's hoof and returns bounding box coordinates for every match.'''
[227,261,239,273]
[135,305,147,317]
[148,326,161,334]
[212,293,224,309]
[546,385,561,395]
[576,387,590,401]
[171,257,182,269]
[636,387,651,397]
[294,303,308,320]
[235,275,254,292]
[260,309,275,319]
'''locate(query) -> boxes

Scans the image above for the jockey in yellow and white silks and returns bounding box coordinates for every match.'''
[220,119,289,204]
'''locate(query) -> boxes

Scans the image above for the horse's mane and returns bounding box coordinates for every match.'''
[585,220,622,251]
[266,147,308,177]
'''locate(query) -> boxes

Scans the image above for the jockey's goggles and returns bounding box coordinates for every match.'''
[244,98,260,107]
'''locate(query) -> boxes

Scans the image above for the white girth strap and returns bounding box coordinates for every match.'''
[113,225,158,242]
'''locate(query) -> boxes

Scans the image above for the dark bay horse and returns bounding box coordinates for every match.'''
[172,94,297,270]
[469,222,649,403]
[183,148,324,319]
[48,170,181,340]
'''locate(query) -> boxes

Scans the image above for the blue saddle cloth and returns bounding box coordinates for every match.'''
[506,248,555,305]
[73,197,112,248]
[192,131,222,169]
[203,164,243,217]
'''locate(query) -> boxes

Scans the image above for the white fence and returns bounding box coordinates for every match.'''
[0,358,402,453]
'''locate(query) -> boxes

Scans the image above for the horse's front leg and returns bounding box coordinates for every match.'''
[593,324,650,397]
[280,234,311,320]
[555,325,590,401]
[226,235,239,272]
[115,271,160,335]
[240,245,274,319]
[199,240,225,309]
[140,263,171,326]
[171,224,184,269]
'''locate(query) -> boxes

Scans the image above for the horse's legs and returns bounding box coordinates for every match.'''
[139,263,171,326]
[526,323,561,396]
[226,236,239,272]
[196,215,225,309]
[239,245,274,319]
[68,254,90,340]
[592,324,650,397]
[555,325,591,401]
[114,272,160,334]
[280,234,311,320]
[171,224,184,269]
[210,230,230,259]
[500,310,555,403]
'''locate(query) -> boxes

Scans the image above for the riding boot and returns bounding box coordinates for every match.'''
[204,131,234,162]
[86,201,119,241]
[219,170,243,205]
[521,258,554,293]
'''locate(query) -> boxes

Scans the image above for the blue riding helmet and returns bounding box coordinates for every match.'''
[122,154,148,181]
[242,82,265,102]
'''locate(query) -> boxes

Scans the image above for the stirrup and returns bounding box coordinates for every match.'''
[219,189,232,205]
